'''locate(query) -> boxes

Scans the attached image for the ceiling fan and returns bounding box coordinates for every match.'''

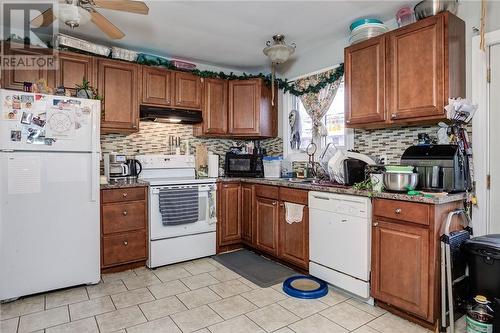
[31,0,149,40]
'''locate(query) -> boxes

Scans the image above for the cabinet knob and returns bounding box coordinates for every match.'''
[279,203,284,207]
[346,120,351,124]
[133,125,137,129]
[272,202,277,206]
[395,208,402,214]
[391,113,397,119]
[373,222,379,227]
[122,210,128,216]
[224,185,228,188]
[122,192,128,198]
[123,240,128,246]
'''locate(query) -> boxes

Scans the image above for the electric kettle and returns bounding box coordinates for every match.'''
[126,158,142,179]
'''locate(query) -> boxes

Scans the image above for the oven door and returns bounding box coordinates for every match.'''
[149,183,216,240]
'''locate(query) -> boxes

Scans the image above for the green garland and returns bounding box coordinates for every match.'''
[136,54,344,97]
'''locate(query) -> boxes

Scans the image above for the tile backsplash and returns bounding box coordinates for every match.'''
[101,122,470,170]
[353,125,440,164]
[100,121,283,166]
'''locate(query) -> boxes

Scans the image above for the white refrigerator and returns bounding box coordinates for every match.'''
[0,89,101,301]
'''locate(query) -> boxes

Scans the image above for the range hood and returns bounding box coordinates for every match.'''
[140,105,203,124]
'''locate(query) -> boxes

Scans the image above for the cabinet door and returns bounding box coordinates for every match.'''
[255,196,279,255]
[203,78,228,134]
[345,36,386,125]
[371,219,429,318]
[1,43,55,91]
[387,14,445,121]
[278,202,309,269]
[241,184,254,244]
[219,183,242,245]
[142,67,172,106]
[98,59,139,133]
[228,80,260,135]
[173,72,202,109]
[56,52,95,96]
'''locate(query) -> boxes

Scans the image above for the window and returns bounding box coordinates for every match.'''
[286,80,350,155]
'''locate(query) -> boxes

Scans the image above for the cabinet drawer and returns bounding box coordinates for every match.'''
[255,184,279,199]
[102,231,147,267]
[373,199,429,225]
[101,187,146,203]
[102,201,146,234]
[279,187,308,205]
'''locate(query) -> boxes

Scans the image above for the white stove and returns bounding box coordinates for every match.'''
[136,154,217,268]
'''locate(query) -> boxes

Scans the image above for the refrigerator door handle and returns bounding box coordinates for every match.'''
[91,152,98,202]
[90,102,100,202]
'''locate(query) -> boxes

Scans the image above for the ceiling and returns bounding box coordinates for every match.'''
[26,1,414,72]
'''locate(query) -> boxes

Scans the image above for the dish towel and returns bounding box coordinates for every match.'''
[159,187,199,225]
[284,202,305,224]
[208,186,216,225]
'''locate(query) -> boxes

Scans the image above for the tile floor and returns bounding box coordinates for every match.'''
[0,257,466,333]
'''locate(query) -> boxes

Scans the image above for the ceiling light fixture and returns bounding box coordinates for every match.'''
[263,34,296,105]
[59,0,91,28]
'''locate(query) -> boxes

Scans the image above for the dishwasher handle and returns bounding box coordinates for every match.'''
[311,195,330,201]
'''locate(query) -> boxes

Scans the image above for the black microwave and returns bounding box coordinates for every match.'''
[224,153,264,178]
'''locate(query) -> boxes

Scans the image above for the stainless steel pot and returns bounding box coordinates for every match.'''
[383,172,419,192]
[414,0,459,20]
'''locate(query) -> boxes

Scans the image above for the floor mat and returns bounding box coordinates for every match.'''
[213,249,298,288]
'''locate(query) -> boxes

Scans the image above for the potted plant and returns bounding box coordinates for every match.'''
[75,78,100,99]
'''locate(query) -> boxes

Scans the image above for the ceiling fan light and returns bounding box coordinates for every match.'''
[59,3,91,28]
[263,34,296,64]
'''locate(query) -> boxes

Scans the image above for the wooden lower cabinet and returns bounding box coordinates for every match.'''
[278,188,309,270]
[254,195,280,256]
[100,186,148,272]
[241,184,254,244]
[371,198,463,328]
[218,182,242,245]
[371,219,429,318]
[217,181,309,270]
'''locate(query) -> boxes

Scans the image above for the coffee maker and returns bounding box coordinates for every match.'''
[103,153,130,183]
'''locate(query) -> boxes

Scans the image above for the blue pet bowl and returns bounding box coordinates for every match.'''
[282,275,328,299]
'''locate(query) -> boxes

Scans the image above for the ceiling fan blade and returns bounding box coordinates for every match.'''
[31,8,56,27]
[90,11,125,39]
[93,0,149,15]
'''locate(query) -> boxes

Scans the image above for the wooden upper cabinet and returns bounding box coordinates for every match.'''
[241,184,254,245]
[173,72,202,109]
[388,12,465,122]
[98,59,140,133]
[219,182,242,245]
[1,43,55,90]
[344,11,465,128]
[228,79,276,137]
[141,67,172,106]
[56,52,95,96]
[388,15,443,121]
[345,36,386,126]
[202,78,228,135]
[254,195,279,256]
[371,219,430,319]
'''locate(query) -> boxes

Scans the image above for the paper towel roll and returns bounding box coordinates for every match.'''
[208,154,219,178]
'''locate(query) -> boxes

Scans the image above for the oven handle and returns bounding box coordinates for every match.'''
[151,184,214,194]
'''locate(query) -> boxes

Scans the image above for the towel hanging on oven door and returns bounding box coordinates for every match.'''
[158,187,199,225]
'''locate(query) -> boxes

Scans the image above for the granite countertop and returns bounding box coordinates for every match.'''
[219,177,466,205]
[100,179,150,190]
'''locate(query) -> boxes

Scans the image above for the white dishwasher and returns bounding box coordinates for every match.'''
[309,191,372,299]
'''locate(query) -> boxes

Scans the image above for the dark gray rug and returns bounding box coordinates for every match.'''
[213,249,298,288]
